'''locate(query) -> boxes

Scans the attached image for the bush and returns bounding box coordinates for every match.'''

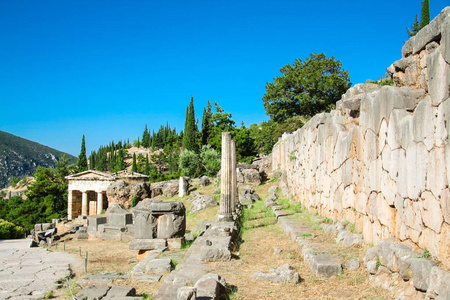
[179,149,200,177]
[199,145,221,176]
[0,219,24,239]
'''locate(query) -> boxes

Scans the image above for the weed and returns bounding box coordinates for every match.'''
[171,259,178,270]
[289,151,296,161]
[301,233,312,238]
[376,256,381,270]
[45,290,53,299]
[312,251,317,255]
[416,249,432,259]
[322,217,333,223]
[141,293,152,299]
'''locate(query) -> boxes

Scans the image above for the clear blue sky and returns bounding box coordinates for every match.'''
[1,1,447,156]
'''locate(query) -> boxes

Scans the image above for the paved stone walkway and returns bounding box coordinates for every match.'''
[0,239,82,300]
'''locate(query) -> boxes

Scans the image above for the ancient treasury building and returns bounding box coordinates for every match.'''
[65,170,149,220]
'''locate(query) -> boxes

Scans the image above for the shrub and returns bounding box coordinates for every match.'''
[0,219,24,239]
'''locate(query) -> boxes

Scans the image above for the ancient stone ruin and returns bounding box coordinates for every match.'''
[218,132,237,221]
[272,7,450,270]
[129,199,186,252]
[66,170,149,220]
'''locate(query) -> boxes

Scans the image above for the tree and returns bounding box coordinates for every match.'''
[199,145,221,176]
[183,96,199,153]
[407,14,420,37]
[420,0,430,29]
[179,149,200,177]
[132,153,137,172]
[201,100,213,146]
[263,53,351,122]
[142,125,150,148]
[77,135,88,172]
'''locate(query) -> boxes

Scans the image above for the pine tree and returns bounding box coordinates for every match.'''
[201,100,213,146]
[77,135,88,172]
[132,153,137,172]
[407,14,420,37]
[420,0,430,29]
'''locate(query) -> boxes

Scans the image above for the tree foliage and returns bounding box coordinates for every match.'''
[0,155,74,231]
[77,135,88,172]
[183,96,199,153]
[407,14,420,37]
[420,0,430,29]
[0,219,24,239]
[263,53,351,122]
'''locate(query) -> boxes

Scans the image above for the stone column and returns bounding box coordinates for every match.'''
[67,190,73,220]
[231,140,237,212]
[81,191,88,217]
[179,177,188,197]
[96,192,103,215]
[219,132,233,221]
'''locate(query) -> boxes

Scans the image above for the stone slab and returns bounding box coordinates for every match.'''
[129,239,167,250]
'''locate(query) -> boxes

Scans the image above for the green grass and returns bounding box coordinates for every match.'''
[416,249,432,259]
[277,197,303,214]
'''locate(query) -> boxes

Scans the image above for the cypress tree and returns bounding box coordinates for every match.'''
[77,135,88,172]
[201,100,213,146]
[132,153,137,172]
[144,154,150,175]
[183,96,199,153]
[142,124,150,148]
[420,0,430,29]
[137,137,140,148]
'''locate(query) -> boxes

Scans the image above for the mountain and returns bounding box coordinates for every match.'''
[0,130,77,188]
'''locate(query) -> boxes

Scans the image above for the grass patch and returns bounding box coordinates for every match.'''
[277,197,303,214]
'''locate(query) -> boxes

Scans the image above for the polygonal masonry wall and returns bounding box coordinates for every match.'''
[272,7,450,269]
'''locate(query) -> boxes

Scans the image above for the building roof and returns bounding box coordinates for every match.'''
[65,170,116,181]
[112,170,150,179]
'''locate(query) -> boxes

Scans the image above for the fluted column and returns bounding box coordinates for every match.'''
[231,140,237,212]
[67,190,73,220]
[219,132,233,221]
[96,192,103,215]
[81,191,88,217]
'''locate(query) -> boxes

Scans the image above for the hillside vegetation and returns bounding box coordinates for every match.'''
[0,130,76,188]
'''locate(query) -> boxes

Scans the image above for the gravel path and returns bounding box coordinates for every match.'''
[0,239,82,300]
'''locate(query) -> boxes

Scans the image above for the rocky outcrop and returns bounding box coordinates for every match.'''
[106,180,152,208]
[272,7,450,269]
[189,193,218,213]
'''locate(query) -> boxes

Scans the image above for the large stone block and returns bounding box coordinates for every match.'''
[441,189,450,224]
[410,258,437,292]
[129,239,167,250]
[88,216,107,232]
[426,266,450,299]
[412,96,436,151]
[387,109,409,150]
[106,204,133,228]
[402,7,450,57]
[427,47,449,106]
[426,147,448,200]
[405,142,427,200]
[132,200,186,240]
[435,99,450,147]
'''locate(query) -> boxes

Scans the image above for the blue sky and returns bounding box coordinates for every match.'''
[0,1,448,156]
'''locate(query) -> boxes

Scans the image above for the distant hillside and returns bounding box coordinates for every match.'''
[0,130,77,188]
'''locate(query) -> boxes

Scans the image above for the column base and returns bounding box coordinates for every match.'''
[217,214,233,222]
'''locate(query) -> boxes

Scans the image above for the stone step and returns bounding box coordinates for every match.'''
[272,205,343,278]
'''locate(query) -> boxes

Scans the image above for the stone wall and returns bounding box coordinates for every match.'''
[272,7,450,268]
